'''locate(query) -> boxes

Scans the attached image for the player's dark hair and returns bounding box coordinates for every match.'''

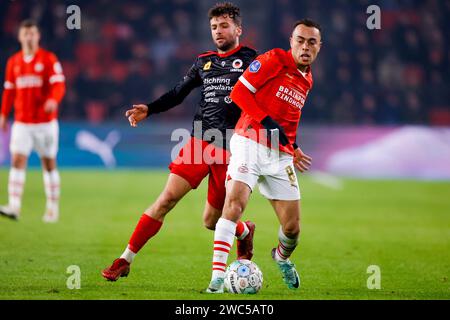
[19,19,39,31]
[293,18,322,37]
[208,2,242,27]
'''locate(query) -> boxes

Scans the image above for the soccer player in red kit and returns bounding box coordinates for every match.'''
[102,3,257,281]
[0,20,65,222]
[206,19,321,293]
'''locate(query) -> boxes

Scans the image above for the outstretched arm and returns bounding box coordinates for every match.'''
[125,62,201,127]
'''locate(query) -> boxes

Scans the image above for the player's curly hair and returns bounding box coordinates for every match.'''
[208,2,242,26]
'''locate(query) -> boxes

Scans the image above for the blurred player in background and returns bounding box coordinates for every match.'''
[102,2,258,281]
[206,19,320,293]
[0,20,65,222]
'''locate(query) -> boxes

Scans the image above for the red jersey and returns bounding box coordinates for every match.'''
[230,48,313,155]
[1,48,66,123]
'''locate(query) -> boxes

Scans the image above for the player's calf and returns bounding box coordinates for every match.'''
[42,168,60,223]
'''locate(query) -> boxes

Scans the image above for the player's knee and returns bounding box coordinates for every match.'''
[223,196,244,220]
[283,222,300,238]
[42,159,56,171]
[12,156,27,169]
[12,160,21,168]
[157,190,181,212]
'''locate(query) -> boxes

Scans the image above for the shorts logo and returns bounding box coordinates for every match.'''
[221,61,226,67]
[238,164,248,174]
[249,60,261,73]
[203,61,212,70]
[232,59,243,69]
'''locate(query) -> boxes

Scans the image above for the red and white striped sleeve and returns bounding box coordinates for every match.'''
[46,53,66,103]
[1,57,16,117]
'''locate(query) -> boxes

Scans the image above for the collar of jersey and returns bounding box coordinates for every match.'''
[216,45,243,58]
[21,48,41,63]
[286,49,311,78]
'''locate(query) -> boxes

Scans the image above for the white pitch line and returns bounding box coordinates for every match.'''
[309,170,344,190]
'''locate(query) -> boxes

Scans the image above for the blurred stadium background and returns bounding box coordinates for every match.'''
[0,0,449,176]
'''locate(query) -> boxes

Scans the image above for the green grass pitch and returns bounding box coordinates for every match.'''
[0,169,449,300]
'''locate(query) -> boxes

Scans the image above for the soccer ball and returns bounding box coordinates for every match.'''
[224,259,263,294]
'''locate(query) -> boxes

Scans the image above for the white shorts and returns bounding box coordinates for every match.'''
[10,120,59,158]
[227,134,300,201]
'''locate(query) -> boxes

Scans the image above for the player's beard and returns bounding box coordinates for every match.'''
[216,38,236,52]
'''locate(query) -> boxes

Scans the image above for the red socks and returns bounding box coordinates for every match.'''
[128,214,163,253]
[235,220,249,240]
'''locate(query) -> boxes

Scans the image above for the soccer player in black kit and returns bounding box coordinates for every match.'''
[102,3,257,281]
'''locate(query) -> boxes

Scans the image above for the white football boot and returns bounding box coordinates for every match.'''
[206,277,224,294]
[0,205,20,221]
[42,208,59,223]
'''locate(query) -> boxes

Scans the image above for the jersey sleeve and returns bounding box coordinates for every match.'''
[147,60,202,115]
[238,50,284,94]
[47,53,66,103]
[1,57,16,117]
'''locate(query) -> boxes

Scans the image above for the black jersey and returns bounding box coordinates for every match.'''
[146,45,257,150]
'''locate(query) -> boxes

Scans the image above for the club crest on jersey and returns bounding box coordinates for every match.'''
[249,60,261,73]
[238,164,249,174]
[221,61,226,67]
[203,61,212,70]
[34,62,44,72]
